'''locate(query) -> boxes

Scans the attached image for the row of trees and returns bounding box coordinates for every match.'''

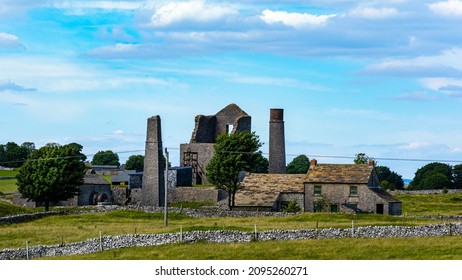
[408,162,462,190]
[0,142,36,168]
[0,142,143,171]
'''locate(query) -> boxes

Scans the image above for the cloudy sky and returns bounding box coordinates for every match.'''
[2,0,462,178]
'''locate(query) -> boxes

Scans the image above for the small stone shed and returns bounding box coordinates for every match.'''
[235,160,402,215]
[13,174,112,207]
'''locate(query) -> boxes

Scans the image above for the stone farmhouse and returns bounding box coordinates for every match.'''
[235,159,402,215]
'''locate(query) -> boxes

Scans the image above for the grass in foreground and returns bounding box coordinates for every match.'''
[43,235,462,260]
[0,209,437,250]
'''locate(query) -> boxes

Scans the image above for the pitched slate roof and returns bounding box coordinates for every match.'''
[235,173,307,207]
[369,188,402,203]
[306,164,374,184]
[84,174,110,185]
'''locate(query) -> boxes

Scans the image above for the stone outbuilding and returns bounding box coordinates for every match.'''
[235,159,402,215]
[13,174,112,207]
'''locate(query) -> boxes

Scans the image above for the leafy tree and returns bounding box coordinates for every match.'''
[452,164,462,189]
[125,155,144,171]
[91,150,120,167]
[0,142,35,168]
[375,165,404,190]
[409,162,453,190]
[16,143,87,211]
[354,153,375,165]
[248,153,268,173]
[286,155,310,174]
[419,173,451,190]
[206,131,263,209]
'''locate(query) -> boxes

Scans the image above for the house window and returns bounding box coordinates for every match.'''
[313,203,322,212]
[349,186,358,197]
[314,185,322,196]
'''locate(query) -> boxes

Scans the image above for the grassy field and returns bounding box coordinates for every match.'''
[0,170,18,177]
[0,179,18,194]
[0,170,18,194]
[396,193,462,216]
[43,235,462,260]
[1,192,462,259]
[0,207,441,251]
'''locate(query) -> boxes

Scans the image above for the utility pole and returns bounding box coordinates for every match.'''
[164,147,169,227]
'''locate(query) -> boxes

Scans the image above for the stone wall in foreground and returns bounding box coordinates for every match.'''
[1,223,461,260]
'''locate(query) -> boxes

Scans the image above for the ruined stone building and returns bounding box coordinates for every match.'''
[180,103,251,185]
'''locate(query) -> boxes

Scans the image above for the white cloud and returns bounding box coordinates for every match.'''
[361,48,462,77]
[349,7,400,19]
[260,9,336,28]
[429,0,462,17]
[0,32,24,49]
[151,0,238,27]
[111,130,125,136]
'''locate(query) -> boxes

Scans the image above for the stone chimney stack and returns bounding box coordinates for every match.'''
[310,159,318,168]
[269,108,286,174]
[141,116,165,207]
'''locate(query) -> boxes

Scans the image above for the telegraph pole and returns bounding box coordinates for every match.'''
[164,147,169,227]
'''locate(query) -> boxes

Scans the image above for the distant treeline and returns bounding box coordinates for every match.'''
[0,142,36,168]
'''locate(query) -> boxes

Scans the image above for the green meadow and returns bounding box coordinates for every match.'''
[1,191,462,259]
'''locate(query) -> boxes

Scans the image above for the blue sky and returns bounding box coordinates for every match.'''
[2,0,462,179]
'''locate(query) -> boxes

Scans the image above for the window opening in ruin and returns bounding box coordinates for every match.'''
[226,124,234,135]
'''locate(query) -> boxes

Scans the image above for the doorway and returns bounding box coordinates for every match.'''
[376,204,384,214]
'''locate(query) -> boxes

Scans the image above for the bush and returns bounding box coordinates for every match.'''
[282,200,301,213]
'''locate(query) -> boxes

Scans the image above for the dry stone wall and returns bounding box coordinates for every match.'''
[1,223,462,260]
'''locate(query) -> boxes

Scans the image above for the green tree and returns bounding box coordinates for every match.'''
[419,173,451,190]
[286,155,310,174]
[16,143,87,211]
[125,155,144,171]
[375,165,405,190]
[409,162,453,190]
[452,164,462,189]
[91,150,120,167]
[354,153,376,165]
[206,131,263,209]
[0,142,35,168]
[248,153,268,173]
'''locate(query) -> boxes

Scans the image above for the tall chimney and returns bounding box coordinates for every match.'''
[141,116,165,207]
[269,109,286,174]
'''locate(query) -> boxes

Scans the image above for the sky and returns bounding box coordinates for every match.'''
[2,0,462,179]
